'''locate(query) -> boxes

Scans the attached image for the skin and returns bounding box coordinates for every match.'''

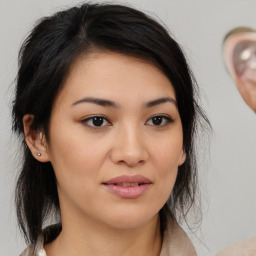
[235,72,256,113]
[23,51,185,256]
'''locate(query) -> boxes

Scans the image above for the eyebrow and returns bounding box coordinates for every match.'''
[72,97,119,108]
[145,97,177,108]
[72,97,177,108]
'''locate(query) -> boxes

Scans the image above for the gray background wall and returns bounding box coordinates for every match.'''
[1,0,256,255]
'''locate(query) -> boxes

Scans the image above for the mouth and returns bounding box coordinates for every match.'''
[105,182,147,187]
[102,175,152,199]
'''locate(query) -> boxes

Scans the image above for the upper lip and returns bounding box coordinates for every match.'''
[103,175,152,184]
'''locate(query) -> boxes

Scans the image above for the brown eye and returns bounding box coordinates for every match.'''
[146,115,174,126]
[82,116,110,128]
[152,116,163,126]
[91,117,104,126]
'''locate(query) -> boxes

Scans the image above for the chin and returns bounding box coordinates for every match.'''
[102,208,159,230]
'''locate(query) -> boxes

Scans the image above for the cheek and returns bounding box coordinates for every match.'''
[150,135,183,177]
[148,132,183,200]
[47,123,107,193]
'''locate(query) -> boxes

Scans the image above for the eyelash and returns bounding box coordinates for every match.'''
[82,116,111,129]
[81,115,174,129]
[146,115,174,126]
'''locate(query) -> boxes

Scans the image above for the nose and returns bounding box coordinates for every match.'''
[110,124,149,167]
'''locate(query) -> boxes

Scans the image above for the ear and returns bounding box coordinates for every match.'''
[23,114,50,162]
[178,150,186,166]
[223,29,256,113]
[235,75,256,113]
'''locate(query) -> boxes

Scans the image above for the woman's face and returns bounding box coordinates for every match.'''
[46,51,185,230]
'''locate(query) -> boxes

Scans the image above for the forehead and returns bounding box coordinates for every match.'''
[57,51,176,106]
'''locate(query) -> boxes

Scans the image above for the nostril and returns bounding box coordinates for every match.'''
[116,159,145,167]
[109,141,148,166]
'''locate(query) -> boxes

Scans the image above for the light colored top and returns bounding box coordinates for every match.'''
[20,235,46,256]
[20,218,197,256]
[216,237,256,256]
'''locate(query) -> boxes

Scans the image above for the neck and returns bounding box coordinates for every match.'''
[45,213,162,256]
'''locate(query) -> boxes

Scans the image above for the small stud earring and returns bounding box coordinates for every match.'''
[37,152,41,156]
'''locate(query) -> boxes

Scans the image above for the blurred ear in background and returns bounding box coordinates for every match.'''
[223,27,256,113]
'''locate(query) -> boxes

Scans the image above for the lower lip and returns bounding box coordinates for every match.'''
[103,184,151,199]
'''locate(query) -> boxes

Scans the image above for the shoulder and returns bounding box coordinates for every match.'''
[20,245,35,256]
[20,235,46,256]
[19,224,61,256]
[160,218,197,256]
[216,237,256,256]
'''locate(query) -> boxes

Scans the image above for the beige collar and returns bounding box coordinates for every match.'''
[160,219,197,256]
[20,219,197,256]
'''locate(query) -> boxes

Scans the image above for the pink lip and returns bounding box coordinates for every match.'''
[103,175,152,199]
